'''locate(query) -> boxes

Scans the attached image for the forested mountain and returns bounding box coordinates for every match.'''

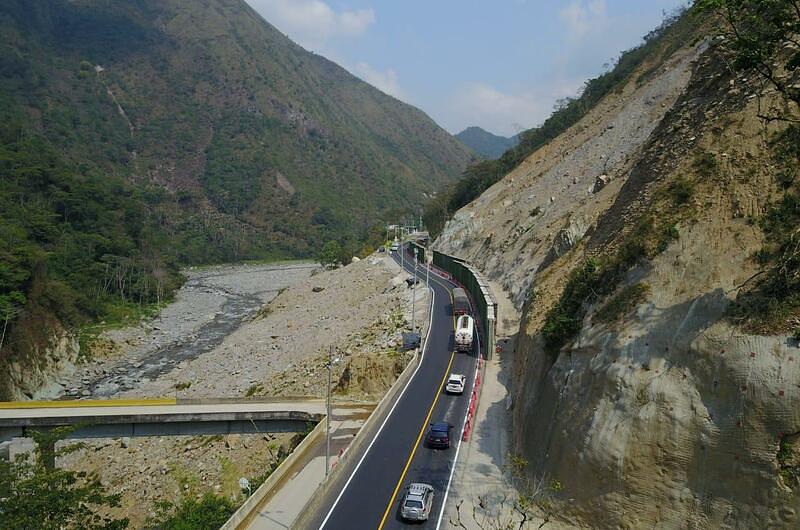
[455,126,518,159]
[0,0,472,262]
[0,0,472,397]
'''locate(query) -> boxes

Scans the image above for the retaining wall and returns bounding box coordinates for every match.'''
[409,242,497,359]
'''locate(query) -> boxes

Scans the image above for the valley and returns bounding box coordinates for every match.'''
[3,1,800,529]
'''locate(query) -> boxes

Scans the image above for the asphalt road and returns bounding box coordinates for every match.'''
[311,245,479,530]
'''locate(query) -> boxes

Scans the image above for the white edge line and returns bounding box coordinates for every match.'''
[318,252,437,529]
[435,306,483,529]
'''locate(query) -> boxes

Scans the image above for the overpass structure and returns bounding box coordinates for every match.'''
[0,399,325,443]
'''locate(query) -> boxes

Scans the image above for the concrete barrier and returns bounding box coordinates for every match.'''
[220,417,327,530]
[292,349,421,530]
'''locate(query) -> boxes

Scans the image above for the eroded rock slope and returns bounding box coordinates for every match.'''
[436,20,800,530]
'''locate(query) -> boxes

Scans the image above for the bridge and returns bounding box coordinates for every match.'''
[0,398,325,444]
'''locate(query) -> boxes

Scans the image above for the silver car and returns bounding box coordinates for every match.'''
[400,482,434,521]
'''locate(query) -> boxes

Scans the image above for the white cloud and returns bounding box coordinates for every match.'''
[559,0,607,41]
[246,0,374,51]
[352,62,406,100]
[446,80,582,137]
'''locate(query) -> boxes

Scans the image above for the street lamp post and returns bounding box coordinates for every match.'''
[326,345,332,477]
[412,248,418,333]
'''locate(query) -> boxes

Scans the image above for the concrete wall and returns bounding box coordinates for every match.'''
[220,417,327,530]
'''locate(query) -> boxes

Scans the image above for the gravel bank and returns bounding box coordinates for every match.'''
[52,263,316,399]
[112,253,429,399]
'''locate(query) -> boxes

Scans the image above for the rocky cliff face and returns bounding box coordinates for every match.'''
[435,21,800,530]
[435,38,704,309]
[3,327,80,400]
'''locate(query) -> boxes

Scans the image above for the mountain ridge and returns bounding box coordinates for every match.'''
[455,126,518,159]
[0,0,473,262]
[435,5,800,527]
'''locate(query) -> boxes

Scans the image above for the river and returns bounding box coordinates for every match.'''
[55,262,317,399]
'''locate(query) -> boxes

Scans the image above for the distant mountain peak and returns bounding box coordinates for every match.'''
[455,126,519,159]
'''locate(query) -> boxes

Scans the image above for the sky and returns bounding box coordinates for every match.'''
[244,0,690,137]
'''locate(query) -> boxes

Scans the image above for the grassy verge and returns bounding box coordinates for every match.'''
[77,298,171,362]
[147,431,304,529]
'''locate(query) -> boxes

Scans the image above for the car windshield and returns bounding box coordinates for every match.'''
[405,500,423,509]
[448,377,461,384]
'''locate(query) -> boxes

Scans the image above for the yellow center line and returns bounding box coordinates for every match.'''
[377,256,459,527]
[377,349,456,529]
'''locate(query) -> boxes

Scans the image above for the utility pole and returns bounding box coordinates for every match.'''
[425,247,430,289]
[326,345,332,477]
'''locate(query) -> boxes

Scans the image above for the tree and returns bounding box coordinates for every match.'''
[699,0,800,113]
[0,291,25,352]
[318,240,341,269]
[146,493,236,530]
[0,427,129,530]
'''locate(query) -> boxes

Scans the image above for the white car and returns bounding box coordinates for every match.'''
[401,483,434,521]
[445,373,466,394]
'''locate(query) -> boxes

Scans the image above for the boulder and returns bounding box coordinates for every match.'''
[593,174,612,193]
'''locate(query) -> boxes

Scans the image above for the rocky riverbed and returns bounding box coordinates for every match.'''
[105,253,429,400]
[51,262,316,399]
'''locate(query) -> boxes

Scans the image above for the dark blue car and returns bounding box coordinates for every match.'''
[427,421,452,449]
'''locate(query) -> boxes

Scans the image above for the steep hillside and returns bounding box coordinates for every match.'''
[0,0,472,399]
[0,0,472,263]
[436,5,800,529]
[425,9,695,237]
[455,126,518,159]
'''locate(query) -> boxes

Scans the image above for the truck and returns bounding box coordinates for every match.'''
[452,287,470,316]
[454,315,474,352]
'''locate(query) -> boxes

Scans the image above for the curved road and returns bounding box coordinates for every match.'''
[309,245,480,529]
